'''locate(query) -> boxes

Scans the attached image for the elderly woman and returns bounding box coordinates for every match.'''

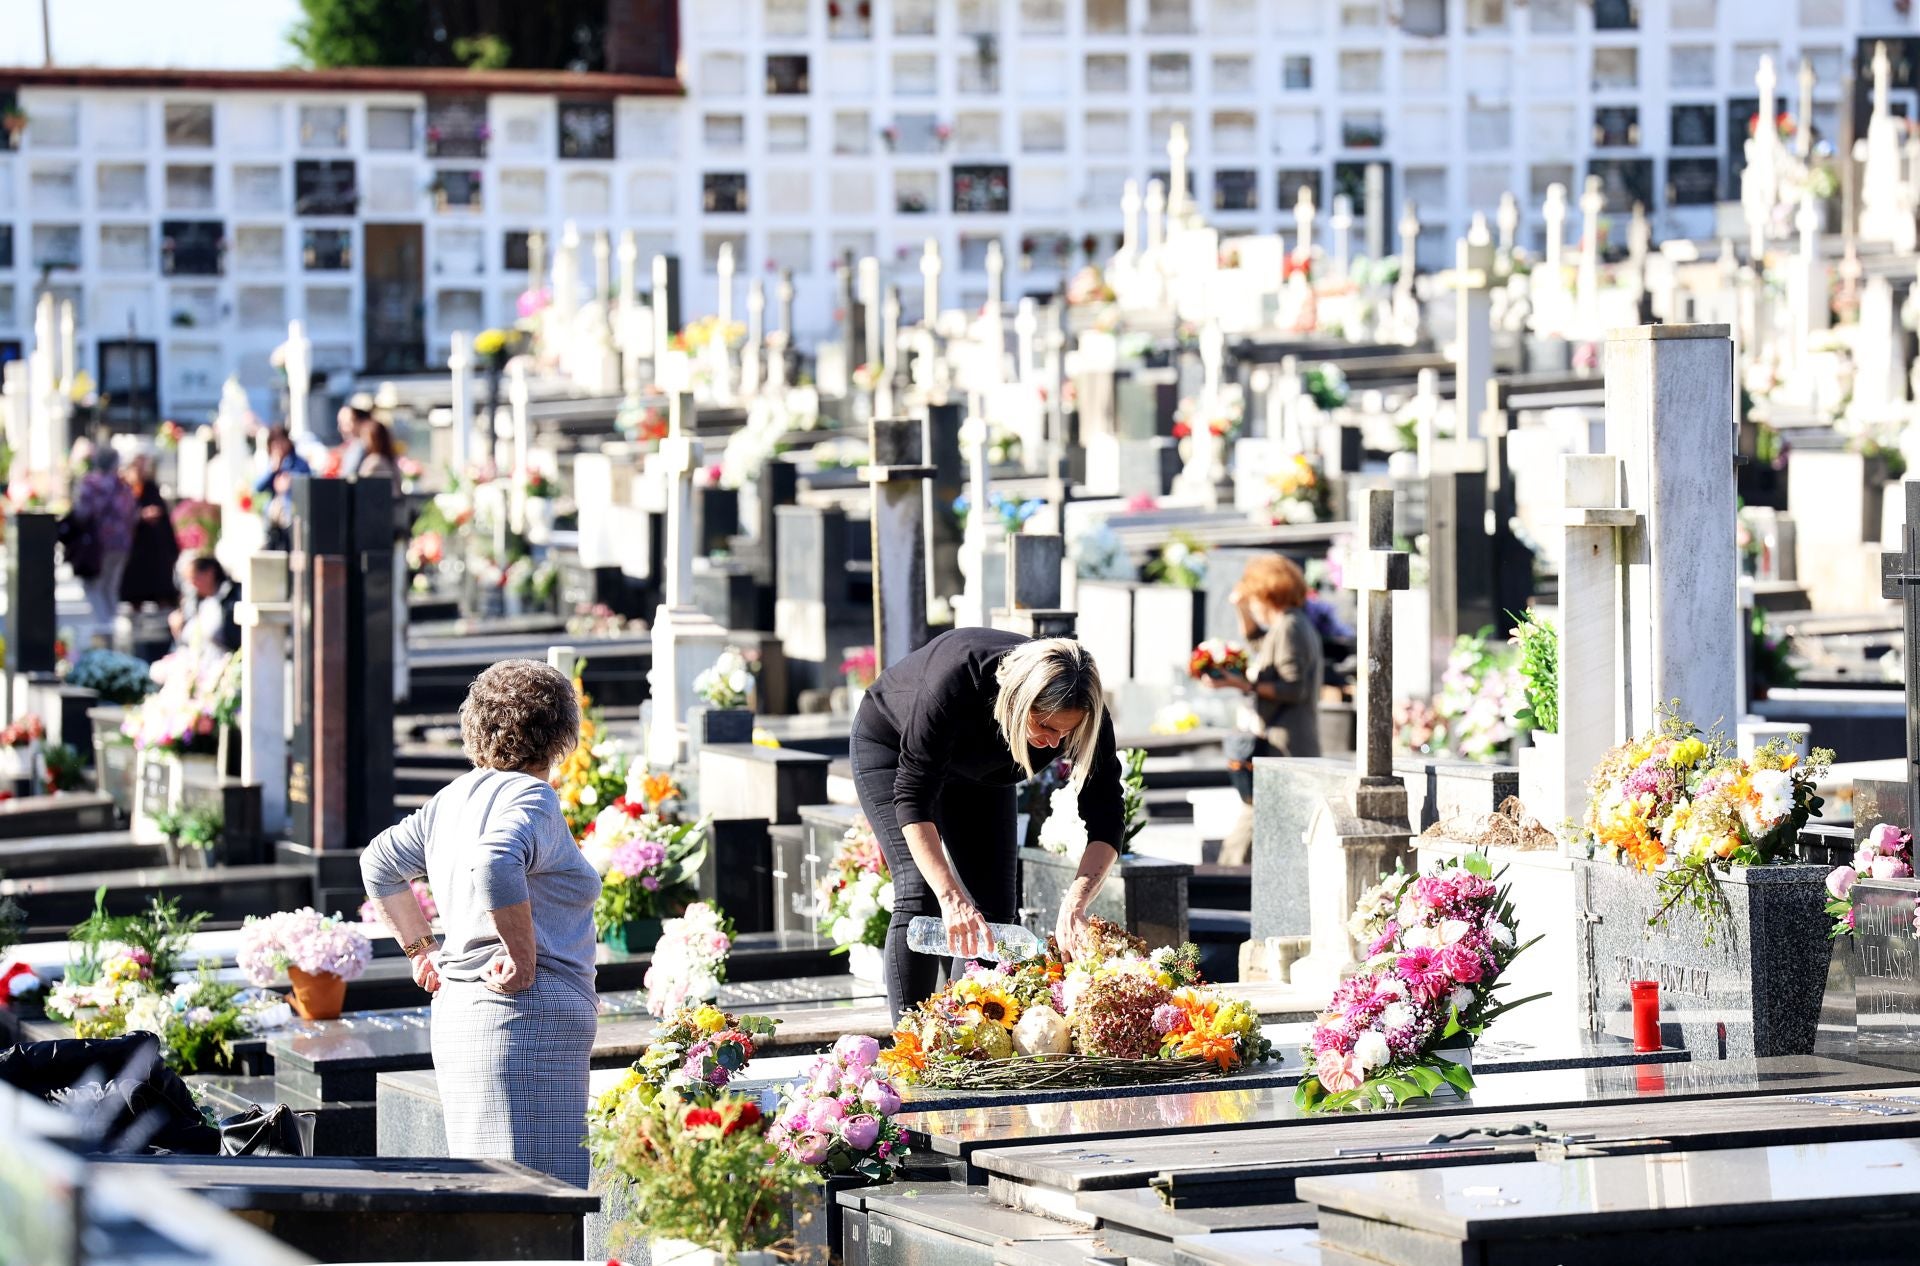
[853,630,1122,1019]
[361,660,600,1186]
[1206,554,1325,865]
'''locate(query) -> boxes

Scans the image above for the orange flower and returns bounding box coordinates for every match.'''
[879,1030,927,1077]
[1175,1028,1239,1072]
[640,772,681,809]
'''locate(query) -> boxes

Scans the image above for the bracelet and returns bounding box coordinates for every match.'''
[400,935,436,959]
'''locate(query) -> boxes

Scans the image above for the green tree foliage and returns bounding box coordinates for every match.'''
[288,0,423,68]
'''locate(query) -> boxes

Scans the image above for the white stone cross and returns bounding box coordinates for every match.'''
[645,392,727,766]
[1497,192,1520,260]
[1145,179,1167,253]
[716,241,736,329]
[920,238,942,325]
[1348,488,1412,780]
[57,301,75,398]
[1397,201,1421,291]
[236,551,294,836]
[1577,175,1606,331]
[280,320,312,443]
[743,278,765,396]
[859,256,883,376]
[1167,122,1191,220]
[1119,180,1142,265]
[984,241,1005,320]
[1014,298,1038,384]
[1446,215,1495,439]
[1542,183,1569,273]
[1331,194,1354,280]
[1294,185,1317,260]
[555,222,582,329]
[1557,454,1638,822]
[448,331,474,474]
[593,230,612,303]
[1796,56,1817,163]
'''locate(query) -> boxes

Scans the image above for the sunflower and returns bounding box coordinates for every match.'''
[967,986,1022,1031]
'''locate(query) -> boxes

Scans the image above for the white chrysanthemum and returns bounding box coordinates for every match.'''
[1450,986,1475,1013]
[1748,769,1794,827]
[123,995,172,1037]
[1439,919,1472,945]
[1490,922,1515,948]
[1354,1030,1391,1071]
[1037,785,1088,856]
[1380,1002,1414,1031]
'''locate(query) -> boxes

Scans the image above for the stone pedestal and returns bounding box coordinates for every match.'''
[698,745,830,827]
[1574,858,1830,1058]
[237,552,294,837]
[1284,772,1414,996]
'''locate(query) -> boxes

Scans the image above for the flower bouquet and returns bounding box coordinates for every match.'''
[1826,823,1915,938]
[693,646,757,710]
[771,1035,909,1182]
[1267,454,1329,525]
[1188,639,1249,682]
[880,919,1273,1090]
[123,650,239,755]
[818,817,892,979]
[551,667,630,839]
[238,907,373,1021]
[1294,855,1542,1113]
[1583,709,1832,934]
[645,902,735,1017]
[1144,533,1208,590]
[591,1003,780,1141]
[584,806,708,950]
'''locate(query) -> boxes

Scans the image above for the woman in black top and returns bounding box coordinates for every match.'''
[852,629,1124,1019]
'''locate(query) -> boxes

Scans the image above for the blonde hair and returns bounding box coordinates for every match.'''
[992,638,1106,782]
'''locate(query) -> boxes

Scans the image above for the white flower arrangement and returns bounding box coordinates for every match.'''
[693,646,756,710]
[644,902,734,1018]
[1036,785,1089,857]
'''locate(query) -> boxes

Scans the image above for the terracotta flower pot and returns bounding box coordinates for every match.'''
[287,967,348,1021]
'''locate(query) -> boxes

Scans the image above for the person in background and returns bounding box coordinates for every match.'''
[254,425,311,551]
[1205,554,1325,866]
[170,556,240,655]
[69,447,138,647]
[120,452,180,612]
[335,394,374,477]
[355,419,401,483]
[361,660,598,1185]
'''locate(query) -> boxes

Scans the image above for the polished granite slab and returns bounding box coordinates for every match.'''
[978,1084,1920,1201]
[1298,1137,1920,1262]
[905,1055,1919,1159]
[1169,1228,1323,1266]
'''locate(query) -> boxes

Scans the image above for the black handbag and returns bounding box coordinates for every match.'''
[218,1103,316,1157]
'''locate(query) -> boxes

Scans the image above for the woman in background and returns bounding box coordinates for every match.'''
[120,452,180,612]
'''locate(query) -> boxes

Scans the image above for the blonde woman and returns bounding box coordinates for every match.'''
[851,630,1122,1019]
[361,660,601,1185]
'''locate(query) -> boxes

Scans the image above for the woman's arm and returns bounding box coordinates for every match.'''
[472,782,543,994]
[1056,840,1119,958]
[362,803,440,991]
[484,901,537,993]
[899,819,995,957]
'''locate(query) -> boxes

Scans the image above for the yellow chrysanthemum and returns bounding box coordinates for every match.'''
[692,1005,727,1035]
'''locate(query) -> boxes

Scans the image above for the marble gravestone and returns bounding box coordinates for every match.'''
[1852,877,1920,1062]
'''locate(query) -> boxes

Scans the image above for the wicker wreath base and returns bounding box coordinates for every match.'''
[912,1053,1227,1091]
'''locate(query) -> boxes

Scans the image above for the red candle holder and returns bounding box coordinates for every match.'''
[1630,979,1661,1053]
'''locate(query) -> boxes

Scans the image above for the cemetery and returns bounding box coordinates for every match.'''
[15,8,1920,1266]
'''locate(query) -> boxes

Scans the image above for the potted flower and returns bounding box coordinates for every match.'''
[238,908,373,1021]
[644,902,734,1017]
[1509,612,1567,830]
[690,646,758,749]
[150,804,224,870]
[840,645,877,715]
[0,714,45,796]
[596,1092,800,1266]
[582,803,708,953]
[522,469,558,546]
[817,816,892,983]
[771,1035,910,1256]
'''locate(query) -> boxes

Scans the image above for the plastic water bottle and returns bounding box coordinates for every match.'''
[906,915,1040,962]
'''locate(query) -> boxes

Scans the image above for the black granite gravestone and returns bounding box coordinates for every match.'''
[557,100,615,160]
[425,97,489,158]
[1853,877,1920,1061]
[925,401,966,605]
[160,221,223,276]
[293,160,357,216]
[7,512,57,675]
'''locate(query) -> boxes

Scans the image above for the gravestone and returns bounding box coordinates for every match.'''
[1252,490,1413,989]
[235,552,293,838]
[863,418,934,671]
[1852,877,1920,1059]
[774,505,869,693]
[6,513,56,681]
[991,533,1075,639]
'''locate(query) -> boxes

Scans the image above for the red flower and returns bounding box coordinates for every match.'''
[1172,420,1191,439]
[684,1107,723,1130]
[726,1102,763,1135]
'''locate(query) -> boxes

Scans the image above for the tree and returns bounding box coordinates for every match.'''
[287,0,423,69]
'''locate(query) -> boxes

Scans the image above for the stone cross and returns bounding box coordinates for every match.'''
[1542,182,1568,273]
[1559,454,1638,821]
[1497,191,1520,260]
[879,285,903,415]
[1577,175,1606,329]
[920,238,942,325]
[985,240,1005,321]
[1606,324,1738,737]
[555,222,582,330]
[1796,56,1817,163]
[777,268,796,337]
[1448,215,1495,439]
[1792,185,1829,377]
[1745,56,1783,257]
[1862,42,1918,252]
[235,551,294,836]
[1119,179,1142,265]
[862,417,935,670]
[651,254,673,385]
[281,320,312,442]
[448,331,474,474]
[859,256,883,376]
[1166,122,1191,221]
[57,301,75,398]
[1331,194,1354,279]
[1294,185,1317,259]
[1174,319,1229,506]
[1348,488,1412,779]
[716,241,735,329]
[1396,201,1421,292]
[1014,299,1038,384]
[1411,366,1441,476]
[1879,479,1920,833]
[28,294,52,479]
[507,360,530,482]
[1145,179,1167,253]
[593,230,612,303]
[1364,162,1387,260]
[743,278,765,396]
[645,392,728,766]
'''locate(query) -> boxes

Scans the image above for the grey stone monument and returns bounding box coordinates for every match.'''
[862,418,934,671]
[991,533,1076,639]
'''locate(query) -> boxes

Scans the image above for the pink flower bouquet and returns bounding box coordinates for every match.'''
[1295,855,1542,1113]
[1826,823,1916,938]
[238,908,373,986]
[770,1035,910,1182]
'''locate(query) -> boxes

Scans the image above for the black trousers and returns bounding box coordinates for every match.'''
[850,725,1018,1022]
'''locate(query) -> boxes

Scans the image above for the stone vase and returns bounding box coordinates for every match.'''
[287,967,348,1022]
[1573,858,1831,1058]
[604,917,665,955]
[846,942,885,985]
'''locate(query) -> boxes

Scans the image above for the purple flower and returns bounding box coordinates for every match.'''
[1151,1003,1184,1035]
[861,1078,901,1116]
[640,875,661,891]
[841,1114,880,1151]
[834,1035,880,1069]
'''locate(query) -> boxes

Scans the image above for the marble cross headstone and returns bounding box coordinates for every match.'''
[1879,479,1920,833]
[1577,176,1606,331]
[1166,122,1191,221]
[235,551,294,836]
[1331,194,1354,280]
[1364,162,1386,261]
[593,230,612,304]
[862,417,935,670]
[1450,215,1496,439]
[743,278,765,396]
[1349,488,1412,779]
[448,331,474,474]
[1497,191,1520,261]
[1294,185,1317,260]
[1551,454,1638,826]
[920,238,942,325]
[646,392,728,766]
[1145,179,1168,254]
[1542,183,1568,274]
[1119,179,1142,266]
[1014,299,1038,385]
[1396,201,1421,290]
[281,321,312,442]
[716,241,735,329]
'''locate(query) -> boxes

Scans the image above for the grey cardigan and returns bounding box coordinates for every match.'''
[361,768,601,1004]
[1249,609,1324,758]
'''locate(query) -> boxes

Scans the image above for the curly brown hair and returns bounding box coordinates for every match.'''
[459,660,580,773]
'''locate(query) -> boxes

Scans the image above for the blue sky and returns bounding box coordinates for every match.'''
[0,0,301,68]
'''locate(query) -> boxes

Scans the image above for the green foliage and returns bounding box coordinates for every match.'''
[65,649,156,705]
[453,34,512,70]
[151,805,224,850]
[1508,610,1559,735]
[41,743,86,792]
[0,882,21,959]
[70,888,206,980]
[1118,747,1148,854]
[287,0,422,68]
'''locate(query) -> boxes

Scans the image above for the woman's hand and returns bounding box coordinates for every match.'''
[938,887,991,959]
[1203,670,1253,693]
[410,948,442,994]
[1055,895,1092,963]
[483,950,535,994]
